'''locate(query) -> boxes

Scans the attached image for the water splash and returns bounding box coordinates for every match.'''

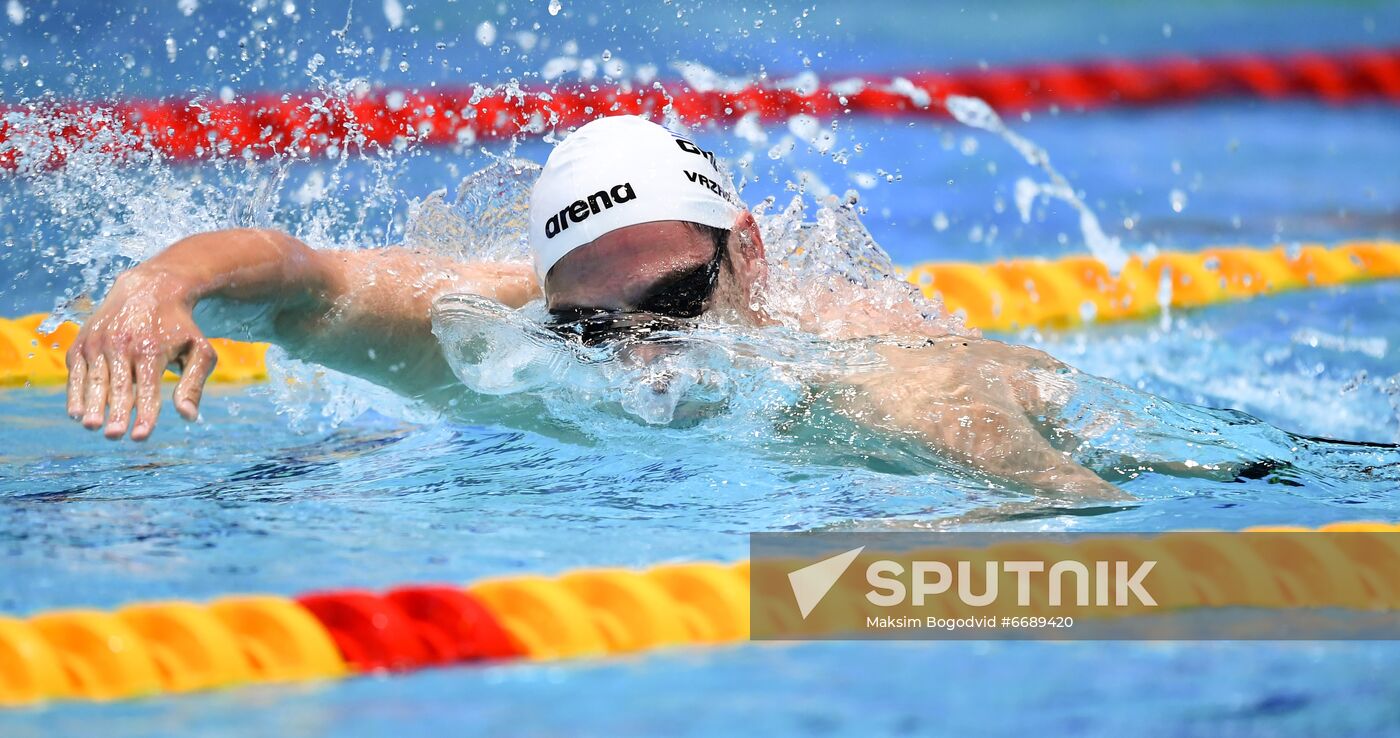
[260,346,435,434]
[2,84,430,419]
[431,291,877,435]
[0,106,291,328]
[755,192,970,340]
[404,157,538,263]
[945,94,1129,274]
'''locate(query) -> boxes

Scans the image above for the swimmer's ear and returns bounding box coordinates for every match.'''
[722,211,768,316]
[729,210,766,266]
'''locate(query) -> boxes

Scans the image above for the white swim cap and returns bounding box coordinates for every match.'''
[528,115,743,283]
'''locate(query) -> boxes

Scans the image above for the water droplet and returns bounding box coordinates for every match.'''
[6,0,25,25]
[475,21,496,46]
[165,37,177,62]
[1169,188,1188,213]
[398,60,409,72]
[177,0,199,17]
[382,0,404,29]
[767,137,796,160]
[548,0,562,16]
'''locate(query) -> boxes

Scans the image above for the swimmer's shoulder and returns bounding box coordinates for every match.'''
[864,333,1069,373]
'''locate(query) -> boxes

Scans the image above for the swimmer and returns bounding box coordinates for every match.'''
[65,116,1231,500]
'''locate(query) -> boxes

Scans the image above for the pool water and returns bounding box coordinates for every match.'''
[6,642,1398,737]
[3,1,1400,736]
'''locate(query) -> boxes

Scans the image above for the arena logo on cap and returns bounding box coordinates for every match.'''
[544,182,638,239]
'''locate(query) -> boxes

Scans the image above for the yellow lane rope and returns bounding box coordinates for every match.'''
[906,240,1400,331]
[2,240,1397,386]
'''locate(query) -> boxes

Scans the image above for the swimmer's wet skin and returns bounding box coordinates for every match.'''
[69,114,1374,502]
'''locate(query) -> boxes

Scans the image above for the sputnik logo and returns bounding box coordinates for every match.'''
[787,547,864,619]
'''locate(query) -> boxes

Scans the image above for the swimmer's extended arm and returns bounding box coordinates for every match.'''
[66,228,540,440]
[841,343,1129,501]
[895,394,1129,500]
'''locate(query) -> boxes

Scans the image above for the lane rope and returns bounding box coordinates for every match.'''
[2,47,1397,170]
[1,239,1397,386]
[1,522,1394,705]
[906,239,1400,331]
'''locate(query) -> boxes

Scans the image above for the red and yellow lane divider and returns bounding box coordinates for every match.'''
[1,522,1396,706]
[3,47,1398,171]
[0,560,751,706]
[1,240,1397,387]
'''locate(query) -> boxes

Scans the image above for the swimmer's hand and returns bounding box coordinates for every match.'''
[65,228,542,440]
[66,270,217,441]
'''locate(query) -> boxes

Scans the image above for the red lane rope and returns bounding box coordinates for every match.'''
[295,587,521,672]
[2,47,1397,171]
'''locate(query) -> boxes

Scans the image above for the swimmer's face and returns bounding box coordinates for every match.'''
[544,211,767,322]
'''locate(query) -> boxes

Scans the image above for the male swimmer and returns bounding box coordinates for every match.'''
[66,115,1210,500]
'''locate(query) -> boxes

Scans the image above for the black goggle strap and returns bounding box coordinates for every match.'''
[546,309,690,348]
[632,239,726,318]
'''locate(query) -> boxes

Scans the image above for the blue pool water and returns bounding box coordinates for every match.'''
[3,1,1400,736]
[5,642,1398,737]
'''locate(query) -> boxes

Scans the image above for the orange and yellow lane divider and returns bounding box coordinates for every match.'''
[1,521,1396,706]
[1,240,1397,387]
[906,239,1400,331]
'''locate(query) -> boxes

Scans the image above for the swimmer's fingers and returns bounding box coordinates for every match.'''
[80,353,109,431]
[130,355,165,442]
[173,338,217,422]
[65,347,87,420]
[103,351,137,440]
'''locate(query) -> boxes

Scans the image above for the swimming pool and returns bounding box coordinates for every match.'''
[3,1,1400,736]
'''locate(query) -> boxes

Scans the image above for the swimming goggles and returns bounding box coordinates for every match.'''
[545,310,693,348]
[546,238,725,346]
